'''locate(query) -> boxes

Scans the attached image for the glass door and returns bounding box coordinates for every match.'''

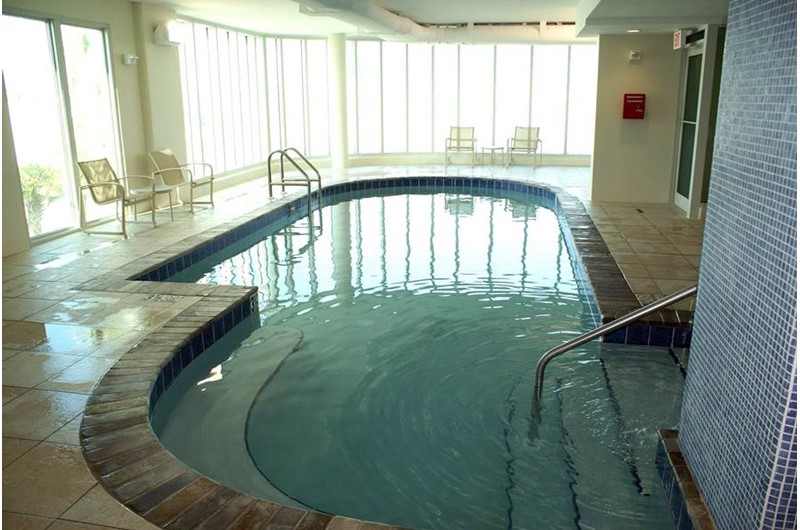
[2,14,122,239]
[61,23,122,224]
[674,49,703,211]
[3,15,76,238]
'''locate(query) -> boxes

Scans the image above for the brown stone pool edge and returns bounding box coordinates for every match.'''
[78,176,694,530]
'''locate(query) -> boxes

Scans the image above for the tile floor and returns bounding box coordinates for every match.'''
[2,164,703,529]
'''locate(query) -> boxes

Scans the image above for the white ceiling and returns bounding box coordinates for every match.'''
[142,0,728,38]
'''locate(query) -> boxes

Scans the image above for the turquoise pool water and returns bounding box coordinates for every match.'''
[153,188,683,529]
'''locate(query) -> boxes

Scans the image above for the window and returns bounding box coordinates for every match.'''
[382,42,407,153]
[407,43,433,152]
[3,14,121,238]
[531,46,569,154]
[180,24,268,172]
[346,40,597,157]
[567,45,598,155]
[459,45,494,145]
[495,45,532,146]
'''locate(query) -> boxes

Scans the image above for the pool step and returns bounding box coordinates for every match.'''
[153,324,308,507]
[555,344,684,530]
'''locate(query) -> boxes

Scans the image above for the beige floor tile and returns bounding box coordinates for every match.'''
[618,263,650,279]
[3,298,58,321]
[38,357,117,394]
[87,330,150,359]
[3,321,49,350]
[627,242,682,255]
[599,232,626,243]
[3,437,38,468]
[45,415,83,446]
[605,241,633,253]
[684,255,702,268]
[655,278,698,294]
[61,485,160,530]
[3,348,25,360]
[21,282,81,302]
[645,265,700,281]
[3,278,43,298]
[621,233,672,245]
[2,442,96,518]
[28,323,125,356]
[635,253,693,267]
[3,385,29,404]
[2,352,81,388]
[2,265,35,281]
[609,251,641,264]
[87,306,172,330]
[678,245,704,256]
[48,520,121,530]
[625,277,660,294]
[2,512,53,529]
[2,389,87,440]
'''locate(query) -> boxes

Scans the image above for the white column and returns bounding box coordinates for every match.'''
[327,33,349,169]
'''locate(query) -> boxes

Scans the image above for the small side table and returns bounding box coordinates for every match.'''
[480,146,505,166]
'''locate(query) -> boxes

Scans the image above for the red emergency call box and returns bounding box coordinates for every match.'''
[622,93,646,119]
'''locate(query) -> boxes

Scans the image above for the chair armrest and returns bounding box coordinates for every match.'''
[179,162,214,179]
[119,175,156,193]
[152,167,192,187]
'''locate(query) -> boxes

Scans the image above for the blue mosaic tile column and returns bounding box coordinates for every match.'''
[678,1,797,529]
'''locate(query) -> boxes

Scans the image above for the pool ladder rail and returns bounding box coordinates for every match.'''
[531,283,699,418]
[267,148,323,212]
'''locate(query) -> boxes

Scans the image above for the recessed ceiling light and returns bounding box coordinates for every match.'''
[627,29,641,33]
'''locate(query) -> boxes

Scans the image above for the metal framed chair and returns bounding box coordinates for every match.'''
[507,127,543,166]
[76,158,175,239]
[148,148,214,213]
[445,126,476,165]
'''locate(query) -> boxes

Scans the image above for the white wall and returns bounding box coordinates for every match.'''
[590,34,682,203]
[132,2,188,164]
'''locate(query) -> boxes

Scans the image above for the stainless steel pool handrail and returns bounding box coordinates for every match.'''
[533,283,698,406]
[267,148,322,208]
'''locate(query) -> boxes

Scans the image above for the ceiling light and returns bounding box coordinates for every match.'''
[627,29,641,33]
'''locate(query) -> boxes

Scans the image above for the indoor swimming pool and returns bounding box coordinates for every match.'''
[151,184,684,529]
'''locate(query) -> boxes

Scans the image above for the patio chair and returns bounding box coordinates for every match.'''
[507,127,542,166]
[445,126,476,165]
[77,158,176,239]
[149,148,214,213]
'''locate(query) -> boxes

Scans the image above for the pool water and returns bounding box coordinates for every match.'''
[153,189,683,529]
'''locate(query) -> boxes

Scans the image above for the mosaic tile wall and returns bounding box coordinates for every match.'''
[678,1,797,529]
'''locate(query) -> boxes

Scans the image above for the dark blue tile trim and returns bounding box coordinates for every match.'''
[148,292,258,413]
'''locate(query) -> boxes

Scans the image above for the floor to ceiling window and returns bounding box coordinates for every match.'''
[3,13,121,239]
[179,22,331,173]
[347,40,598,156]
[178,23,598,164]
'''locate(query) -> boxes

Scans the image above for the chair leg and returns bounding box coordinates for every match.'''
[190,185,194,214]
[209,181,214,208]
[121,201,128,239]
[168,192,174,221]
[151,197,157,227]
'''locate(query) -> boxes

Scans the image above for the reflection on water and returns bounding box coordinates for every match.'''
[197,191,575,322]
[158,190,680,530]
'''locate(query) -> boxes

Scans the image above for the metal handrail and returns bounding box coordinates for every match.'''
[532,283,698,406]
[267,148,322,208]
